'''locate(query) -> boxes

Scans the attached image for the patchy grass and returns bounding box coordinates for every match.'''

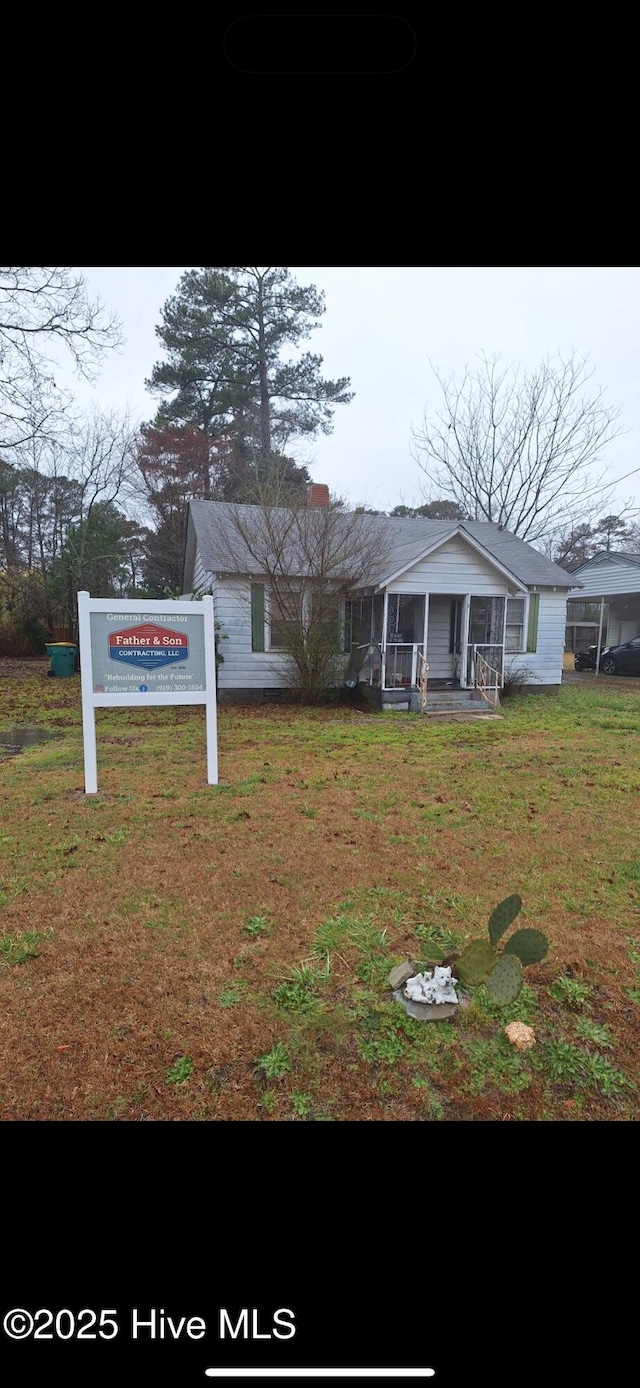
[243,915,270,937]
[254,1043,291,1081]
[166,1056,193,1084]
[0,669,639,1119]
[548,976,594,1009]
[0,930,45,965]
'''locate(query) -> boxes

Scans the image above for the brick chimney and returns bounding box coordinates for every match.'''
[307,482,330,507]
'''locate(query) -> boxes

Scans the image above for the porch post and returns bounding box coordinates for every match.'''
[369,594,374,683]
[422,592,429,665]
[595,595,605,677]
[501,594,510,689]
[460,593,471,686]
[382,590,389,690]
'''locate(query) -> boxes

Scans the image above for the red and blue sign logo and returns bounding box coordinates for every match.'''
[108,623,189,671]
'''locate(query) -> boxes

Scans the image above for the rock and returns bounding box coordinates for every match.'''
[392,990,458,1022]
[504,1021,536,1051]
[388,961,417,991]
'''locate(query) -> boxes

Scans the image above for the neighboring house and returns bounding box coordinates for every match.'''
[566,552,640,651]
[182,488,575,707]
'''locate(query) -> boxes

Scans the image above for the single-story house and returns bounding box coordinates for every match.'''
[182,487,575,708]
[566,551,640,653]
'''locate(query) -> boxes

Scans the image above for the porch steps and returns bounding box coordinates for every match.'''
[426,709,503,721]
[424,688,501,717]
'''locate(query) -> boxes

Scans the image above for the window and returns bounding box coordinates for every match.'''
[505,597,525,652]
[268,587,303,650]
[251,583,265,652]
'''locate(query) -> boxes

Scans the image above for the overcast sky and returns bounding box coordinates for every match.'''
[70,267,640,517]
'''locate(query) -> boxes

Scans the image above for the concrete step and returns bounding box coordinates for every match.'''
[427,691,498,705]
[424,695,501,715]
[426,700,495,710]
[427,689,477,698]
[425,710,503,720]
[427,700,494,710]
[427,696,479,705]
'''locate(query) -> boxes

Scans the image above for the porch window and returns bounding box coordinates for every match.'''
[269,587,303,650]
[345,597,370,653]
[385,593,425,645]
[505,597,526,652]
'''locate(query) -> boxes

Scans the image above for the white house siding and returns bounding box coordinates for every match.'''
[605,598,640,644]
[192,540,566,691]
[611,617,640,643]
[569,558,640,598]
[386,534,516,596]
[213,572,291,690]
[506,589,566,685]
[425,595,455,679]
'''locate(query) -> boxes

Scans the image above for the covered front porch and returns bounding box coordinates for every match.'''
[345,592,511,709]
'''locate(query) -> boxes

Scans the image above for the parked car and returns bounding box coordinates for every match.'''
[574,645,598,671]
[599,638,640,676]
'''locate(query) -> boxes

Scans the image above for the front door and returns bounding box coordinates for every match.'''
[465,596,506,686]
[425,596,460,682]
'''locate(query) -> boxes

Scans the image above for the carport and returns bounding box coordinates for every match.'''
[566,552,640,676]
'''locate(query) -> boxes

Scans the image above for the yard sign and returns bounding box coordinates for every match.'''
[77,591,218,794]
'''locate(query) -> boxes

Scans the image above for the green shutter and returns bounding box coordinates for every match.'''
[526,592,540,652]
[251,583,265,652]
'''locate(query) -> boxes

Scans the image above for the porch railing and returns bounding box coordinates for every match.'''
[382,643,424,690]
[466,642,504,690]
[416,653,429,711]
[475,650,501,708]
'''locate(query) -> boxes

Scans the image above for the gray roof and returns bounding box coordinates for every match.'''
[570,550,640,574]
[187,500,575,590]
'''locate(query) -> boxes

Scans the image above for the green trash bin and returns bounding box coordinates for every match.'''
[46,642,77,677]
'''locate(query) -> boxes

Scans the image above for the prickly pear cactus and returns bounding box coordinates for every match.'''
[484,953,523,1005]
[420,942,445,961]
[503,928,549,966]
[455,939,496,986]
[488,894,522,946]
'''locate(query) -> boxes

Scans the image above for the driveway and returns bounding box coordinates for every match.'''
[562,670,640,690]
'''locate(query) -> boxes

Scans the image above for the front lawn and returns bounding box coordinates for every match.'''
[1,672,639,1120]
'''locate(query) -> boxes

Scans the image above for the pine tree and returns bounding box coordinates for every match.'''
[145,267,353,495]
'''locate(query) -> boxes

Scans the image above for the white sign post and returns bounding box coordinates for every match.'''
[77,592,218,795]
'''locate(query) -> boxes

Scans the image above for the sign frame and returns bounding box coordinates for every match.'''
[77,591,218,794]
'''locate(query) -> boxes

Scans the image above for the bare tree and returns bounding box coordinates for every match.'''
[543,504,640,567]
[211,491,393,702]
[0,267,122,451]
[56,408,135,618]
[411,352,627,545]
